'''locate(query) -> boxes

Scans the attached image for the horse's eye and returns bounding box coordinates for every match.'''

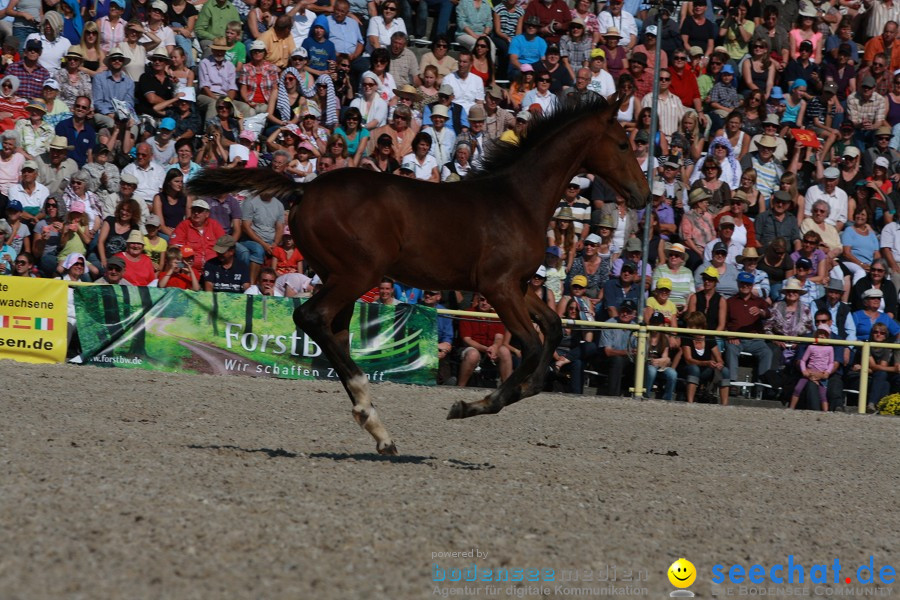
[619,142,629,151]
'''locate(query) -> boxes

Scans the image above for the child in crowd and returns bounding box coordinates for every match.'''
[224,21,246,70]
[271,226,303,275]
[157,246,200,290]
[790,326,836,411]
[544,246,566,300]
[143,215,168,272]
[287,142,318,181]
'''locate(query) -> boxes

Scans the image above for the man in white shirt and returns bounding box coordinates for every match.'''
[803,167,848,231]
[880,219,900,281]
[121,143,166,204]
[423,104,456,167]
[586,49,615,97]
[289,2,316,48]
[597,0,637,49]
[442,50,484,113]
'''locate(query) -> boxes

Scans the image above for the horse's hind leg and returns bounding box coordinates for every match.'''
[520,292,563,398]
[447,286,543,419]
[294,281,397,455]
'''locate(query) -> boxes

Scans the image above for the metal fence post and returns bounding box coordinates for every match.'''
[633,325,648,398]
[858,342,870,414]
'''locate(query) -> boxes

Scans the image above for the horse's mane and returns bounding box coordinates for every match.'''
[465,96,612,180]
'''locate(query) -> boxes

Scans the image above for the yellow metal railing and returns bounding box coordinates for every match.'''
[437,309,900,414]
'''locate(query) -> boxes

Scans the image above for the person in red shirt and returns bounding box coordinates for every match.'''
[115,230,156,286]
[169,199,226,269]
[668,49,708,128]
[158,246,201,290]
[271,226,304,275]
[725,271,773,391]
[456,294,514,386]
[523,0,572,45]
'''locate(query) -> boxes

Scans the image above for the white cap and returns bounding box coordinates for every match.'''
[535,265,547,278]
[645,25,658,36]
[249,39,267,52]
[875,156,890,169]
[585,233,602,244]
[652,180,665,196]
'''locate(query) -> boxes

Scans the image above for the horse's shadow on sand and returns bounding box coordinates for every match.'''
[186,444,493,469]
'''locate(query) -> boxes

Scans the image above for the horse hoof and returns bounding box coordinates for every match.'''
[447,401,469,420]
[377,441,398,455]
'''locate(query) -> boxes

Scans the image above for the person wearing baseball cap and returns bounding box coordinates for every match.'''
[703,214,741,266]
[803,162,848,227]
[598,292,639,397]
[602,255,642,321]
[724,269,772,389]
[204,234,250,293]
[169,197,226,269]
[7,160,48,224]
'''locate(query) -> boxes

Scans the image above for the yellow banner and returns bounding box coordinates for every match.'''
[0,276,68,364]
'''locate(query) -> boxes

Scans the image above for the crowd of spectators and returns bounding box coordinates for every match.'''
[2,0,900,410]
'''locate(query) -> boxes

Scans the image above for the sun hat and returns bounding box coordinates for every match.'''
[21,160,38,171]
[64,47,84,60]
[555,206,576,221]
[876,124,892,137]
[781,278,807,294]
[769,86,784,100]
[842,146,861,158]
[393,84,419,99]
[825,277,844,292]
[737,271,755,285]
[756,135,778,148]
[431,104,450,119]
[485,85,504,100]
[702,266,720,280]
[688,187,712,205]
[736,248,760,264]
[863,287,884,299]
[49,135,73,151]
[655,277,672,290]
[772,190,792,204]
[250,39,267,52]
[438,83,454,95]
[570,17,585,28]
[125,230,144,244]
[516,110,532,121]
[150,0,167,11]
[291,47,309,58]
[468,105,486,121]
[210,37,230,51]
[191,199,210,211]
[666,242,686,255]
[595,214,615,230]
[62,253,85,270]
[297,141,316,153]
[585,233,602,244]
[763,114,780,126]
[104,46,131,66]
[149,47,171,62]
[571,275,588,287]
[25,99,46,114]
[213,234,237,253]
[624,238,642,253]
[604,26,622,38]
[120,173,139,186]
[730,190,748,204]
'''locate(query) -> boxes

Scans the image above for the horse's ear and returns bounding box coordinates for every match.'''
[606,94,620,122]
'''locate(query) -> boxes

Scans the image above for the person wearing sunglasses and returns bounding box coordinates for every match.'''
[520,67,559,115]
[639,67,685,139]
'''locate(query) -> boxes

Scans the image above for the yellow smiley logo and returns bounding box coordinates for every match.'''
[668,558,697,588]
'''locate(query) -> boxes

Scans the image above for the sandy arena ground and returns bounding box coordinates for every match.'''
[1,361,898,600]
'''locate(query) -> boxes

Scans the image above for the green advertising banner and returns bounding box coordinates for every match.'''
[73,286,438,385]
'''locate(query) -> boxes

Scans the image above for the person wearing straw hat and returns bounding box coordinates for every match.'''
[91,46,135,131]
[35,135,78,200]
[652,242,695,310]
[736,246,770,299]
[739,133,784,198]
[136,47,178,120]
[680,187,716,269]
[765,276,813,366]
[15,100,53,159]
[53,47,91,111]
[198,38,251,122]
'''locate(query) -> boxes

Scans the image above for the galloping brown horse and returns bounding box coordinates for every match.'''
[188,98,649,455]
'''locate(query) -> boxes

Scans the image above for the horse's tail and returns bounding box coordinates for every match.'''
[187,167,303,204]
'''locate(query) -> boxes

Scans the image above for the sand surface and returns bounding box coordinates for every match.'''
[1,361,898,600]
